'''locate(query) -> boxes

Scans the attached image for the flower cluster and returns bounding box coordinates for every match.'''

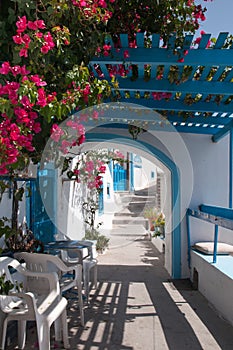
[71,0,115,24]
[0,61,54,174]
[64,149,125,190]
[194,30,211,48]
[13,16,55,57]
[51,119,86,154]
[70,153,106,190]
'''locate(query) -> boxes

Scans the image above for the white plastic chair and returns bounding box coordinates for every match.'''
[14,251,85,326]
[54,234,98,303]
[0,256,70,350]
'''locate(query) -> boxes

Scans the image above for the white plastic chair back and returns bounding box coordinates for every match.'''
[14,252,85,326]
[0,256,70,350]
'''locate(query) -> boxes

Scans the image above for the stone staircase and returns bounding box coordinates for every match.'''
[112,186,157,229]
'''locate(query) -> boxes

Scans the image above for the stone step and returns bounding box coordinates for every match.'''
[114,212,139,217]
[112,216,149,229]
[121,195,155,203]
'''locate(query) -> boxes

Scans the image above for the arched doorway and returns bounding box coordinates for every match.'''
[85,132,181,279]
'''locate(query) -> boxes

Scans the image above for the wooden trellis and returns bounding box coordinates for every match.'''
[90,32,233,141]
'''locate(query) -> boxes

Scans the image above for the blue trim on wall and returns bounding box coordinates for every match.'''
[199,204,233,220]
[86,133,181,279]
[230,128,233,208]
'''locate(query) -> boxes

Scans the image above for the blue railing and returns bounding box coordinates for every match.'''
[186,204,233,266]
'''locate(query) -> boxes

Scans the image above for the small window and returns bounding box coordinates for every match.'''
[107,183,110,198]
[151,171,155,179]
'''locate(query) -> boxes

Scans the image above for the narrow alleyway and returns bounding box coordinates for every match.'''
[7,224,233,349]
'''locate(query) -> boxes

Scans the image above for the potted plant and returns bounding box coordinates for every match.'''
[154,213,165,238]
[143,207,160,231]
[84,228,109,254]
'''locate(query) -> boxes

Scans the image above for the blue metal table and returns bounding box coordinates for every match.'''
[44,240,93,261]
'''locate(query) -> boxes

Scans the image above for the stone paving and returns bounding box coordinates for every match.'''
[6,224,233,349]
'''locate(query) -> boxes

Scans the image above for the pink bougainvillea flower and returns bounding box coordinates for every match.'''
[99,0,107,8]
[99,165,106,173]
[13,34,23,45]
[20,65,30,75]
[35,32,43,39]
[19,48,28,57]
[14,107,30,124]
[41,44,50,54]
[35,19,46,29]
[80,0,87,6]
[22,33,31,45]
[78,134,85,146]
[0,62,11,75]
[43,32,55,49]
[30,75,47,87]
[20,95,34,109]
[85,161,95,172]
[11,65,22,76]
[27,21,38,30]
[37,88,47,107]
[60,140,71,154]
[51,124,64,142]
[16,16,27,33]
[28,111,38,120]
[32,122,41,134]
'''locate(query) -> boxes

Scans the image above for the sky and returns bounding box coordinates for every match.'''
[197,0,233,38]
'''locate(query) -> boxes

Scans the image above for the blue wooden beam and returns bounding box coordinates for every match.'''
[107,78,233,95]
[212,120,233,142]
[107,97,233,114]
[187,207,233,230]
[91,47,233,66]
[199,204,233,220]
[167,114,230,125]
[187,207,233,264]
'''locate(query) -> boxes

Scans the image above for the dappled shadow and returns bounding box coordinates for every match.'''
[66,239,233,350]
[5,238,233,350]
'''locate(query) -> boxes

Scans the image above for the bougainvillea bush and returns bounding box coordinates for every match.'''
[0,0,211,175]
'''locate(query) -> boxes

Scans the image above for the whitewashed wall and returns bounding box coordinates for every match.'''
[0,184,26,226]
[0,125,230,280]
[133,154,158,190]
[56,179,85,240]
[85,126,231,278]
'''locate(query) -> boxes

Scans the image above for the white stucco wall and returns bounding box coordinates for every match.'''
[181,133,229,209]
[1,120,230,282]
[56,179,85,240]
[180,133,231,275]
[84,125,231,279]
[133,155,158,190]
[0,184,26,228]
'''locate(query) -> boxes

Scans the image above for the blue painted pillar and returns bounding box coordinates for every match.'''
[213,225,219,263]
[130,153,134,192]
[229,128,233,208]
[186,210,191,268]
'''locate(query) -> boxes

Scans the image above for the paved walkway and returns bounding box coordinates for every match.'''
[7,225,233,349]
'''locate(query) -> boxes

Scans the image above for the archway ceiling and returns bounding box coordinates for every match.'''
[90,32,233,142]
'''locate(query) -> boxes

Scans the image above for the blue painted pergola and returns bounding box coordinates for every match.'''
[90,32,233,142]
[89,32,233,278]
[90,31,233,209]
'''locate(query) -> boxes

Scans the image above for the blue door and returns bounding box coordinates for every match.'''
[113,163,127,191]
[27,167,56,243]
[98,184,104,215]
